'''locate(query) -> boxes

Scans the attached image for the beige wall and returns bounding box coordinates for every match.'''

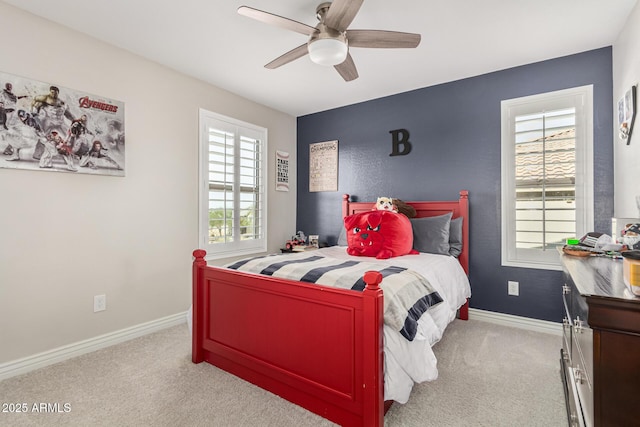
[613,2,640,218]
[0,3,296,363]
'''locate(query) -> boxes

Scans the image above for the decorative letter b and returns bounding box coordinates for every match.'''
[389,129,412,156]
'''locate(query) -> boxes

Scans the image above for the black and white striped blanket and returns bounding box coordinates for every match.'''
[226,252,443,341]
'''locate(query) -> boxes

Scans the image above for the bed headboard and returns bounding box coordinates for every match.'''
[342,191,469,275]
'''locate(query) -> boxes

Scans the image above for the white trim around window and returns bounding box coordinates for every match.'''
[199,109,267,260]
[501,86,594,270]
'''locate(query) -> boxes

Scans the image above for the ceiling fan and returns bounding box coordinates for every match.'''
[238,0,421,81]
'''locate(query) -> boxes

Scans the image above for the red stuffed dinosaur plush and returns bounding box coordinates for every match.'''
[344,210,418,259]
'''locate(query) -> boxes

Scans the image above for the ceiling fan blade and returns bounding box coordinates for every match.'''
[265,44,309,69]
[238,6,315,36]
[324,0,364,32]
[347,30,421,48]
[334,53,358,81]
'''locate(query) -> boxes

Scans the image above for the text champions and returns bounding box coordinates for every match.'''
[310,142,337,153]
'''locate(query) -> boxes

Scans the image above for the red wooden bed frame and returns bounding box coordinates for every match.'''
[192,190,469,426]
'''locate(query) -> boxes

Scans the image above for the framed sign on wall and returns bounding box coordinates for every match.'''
[276,150,289,192]
[309,140,338,192]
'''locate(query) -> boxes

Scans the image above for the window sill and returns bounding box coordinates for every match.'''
[501,259,562,271]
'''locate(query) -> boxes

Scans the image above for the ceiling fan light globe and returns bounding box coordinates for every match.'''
[308,38,348,66]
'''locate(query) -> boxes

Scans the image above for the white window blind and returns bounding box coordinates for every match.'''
[199,109,267,258]
[514,108,576,250]
[501,86,593,270]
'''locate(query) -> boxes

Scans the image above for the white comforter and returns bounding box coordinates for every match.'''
[316,246,471,403]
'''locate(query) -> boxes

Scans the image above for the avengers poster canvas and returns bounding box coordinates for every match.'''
[0,70,125,176]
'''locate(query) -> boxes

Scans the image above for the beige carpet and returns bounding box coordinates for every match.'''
[0,319,566,426]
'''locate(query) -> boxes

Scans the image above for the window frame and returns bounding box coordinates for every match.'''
[501,86,594,271]
[199,109,267,260]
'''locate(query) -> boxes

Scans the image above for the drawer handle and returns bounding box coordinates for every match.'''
[574,317,583,333]
[570,413,578,427]
[574,366,584,384]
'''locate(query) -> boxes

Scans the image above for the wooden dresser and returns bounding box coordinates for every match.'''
[560,254,640,427]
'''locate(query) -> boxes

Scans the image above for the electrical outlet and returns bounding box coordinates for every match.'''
[94,294,106,312]
[508,281,519,296]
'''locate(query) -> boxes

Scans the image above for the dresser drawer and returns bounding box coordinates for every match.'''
[572,343,593,427]
[562,316,571,362]
[572,315,593,384]
[561,350,587,427]
[571,290,594,426]
[562,284,573,360]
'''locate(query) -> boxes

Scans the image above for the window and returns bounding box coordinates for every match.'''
[199,109,267,259]
[501,86,593,270]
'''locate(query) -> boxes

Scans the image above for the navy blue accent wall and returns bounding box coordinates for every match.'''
[296,47,614,323]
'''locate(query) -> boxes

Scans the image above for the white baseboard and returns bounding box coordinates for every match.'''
[0,311,188,382]
[0,309,560,382]
[468,308,562,336]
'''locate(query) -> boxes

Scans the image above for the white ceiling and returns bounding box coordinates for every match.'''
[4,0,637,117]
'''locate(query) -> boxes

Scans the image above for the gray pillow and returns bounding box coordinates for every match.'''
[449,216,463,257]
[337,226,348,246]
[410,212,452,255]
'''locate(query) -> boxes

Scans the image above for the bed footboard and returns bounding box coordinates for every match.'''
[192,249,385,427]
